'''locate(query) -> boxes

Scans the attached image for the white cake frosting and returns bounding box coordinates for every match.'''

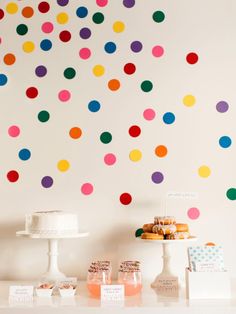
[25,210,79,235]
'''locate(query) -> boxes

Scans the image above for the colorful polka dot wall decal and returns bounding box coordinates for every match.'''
[123,0,135,8]
[16,24,28,36]
[129,149,142,162]
[104,153,116,166]
[130,41,143,53]
[81,183,94,195]
[151,171,164,184]
[22,6,34,18]
[129,125,141,137]
[100,131,112,144]
[18,148,31,161]
[38,2,50,14]
[113,21,125,33]
[152,45,164,57]
[57,0,69,6]
[6,2,18,14]
[38,110,50,122]
[104,42,116,54]
[108,79,120,91]
[26,87,38,99]
[59,30,71,42]
[226,188,236,201]
[56,12,69,24]
[57,159,70,172]
[92,12,105,24]
[40,39,52,51]
[22,41,35,53]
[198,165,211,178]
[93,65,105,77]
[0,9,5,20]
[79,28,91,39]
[124,63,136,75]
[96,0,108,7]
[8,125,20,137]
[69,127,82,139]
[4,53,16,65]
[35,65,47,77]
[155,145,168,158]
[41,176,53,188]
[88,100,101,112]
[216,101,229,113]
[163,112,175,124]
[186,52,198,64]
[41,22,54,33]
[76,6,88,18]
[143,108,156,121]
[183,94,196,107]
[0,73,8,86]
[64,67,76,79]
[141,80,153,92]
[7,170,19,183]
[152,11,165,23]
[58,89,71,102]
[79,48,91,59]
[219,136,232,148]
[187,207,200,220]
[120,192,132,205]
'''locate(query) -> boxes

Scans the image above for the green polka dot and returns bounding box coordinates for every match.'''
[64,67,76,79]
[141,80,153,92]
[226,188,236,200]
[38,110,50,122]
[135,228,144,237]
[16,24,28,35]
[92,12,105,24]
[153,11,165,23]
[100,131,112,144]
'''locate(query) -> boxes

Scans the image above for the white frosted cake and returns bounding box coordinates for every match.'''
[25,210,79,235]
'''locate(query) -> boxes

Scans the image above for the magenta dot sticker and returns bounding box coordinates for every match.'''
[58,89,71,102]
[79,47,91,60]
[143,108,156,121]
[81,183,94,195]
[96,0,108,7]
[41,22,54,33]
[187,207,200,220]
[152,45,164,57]
[41,176,53,188]
[8,125,20,137]
[104,153,116,165]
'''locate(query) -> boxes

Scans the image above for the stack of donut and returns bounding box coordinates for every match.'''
[141,216,190,240]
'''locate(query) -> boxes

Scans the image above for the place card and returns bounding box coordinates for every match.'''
[9,285,34,304]
[101,285,124,307]
[154,276,179,297]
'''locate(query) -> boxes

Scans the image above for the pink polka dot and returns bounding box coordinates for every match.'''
[0,37,2,44]
[58,90,71,102]
[187,207,200,220]
[79,48,91,60]
[81,183,94,195]
[8,125,20,137]
[96,0,108,7]
[41,22,54,33]
[104,153,116,165]
[143,108,156,121]
[152,45,164,57]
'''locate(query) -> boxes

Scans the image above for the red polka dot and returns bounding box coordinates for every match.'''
[38,2,50,13]
[7,170,19,182]
[120,192,132,205]
[124,63,136,75]
[59,30,71,42]
[186,52,198,64]
[26,87,38,99]
[0,9,4,20]
[129,125,141,137]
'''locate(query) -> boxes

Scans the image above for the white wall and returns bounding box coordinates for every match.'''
[0,0,236,281]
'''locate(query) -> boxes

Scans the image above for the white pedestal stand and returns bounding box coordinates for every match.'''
[16,231,89,281]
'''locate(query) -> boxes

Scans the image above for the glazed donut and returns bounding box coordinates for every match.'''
[154,216,176,225]
[165,231,190,240]
[152,224,177,235]
[175,223,189,232]
[143,223,154,233]
[141,232,164,240]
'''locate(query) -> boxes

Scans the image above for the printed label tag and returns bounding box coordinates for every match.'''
[154,276,179,297]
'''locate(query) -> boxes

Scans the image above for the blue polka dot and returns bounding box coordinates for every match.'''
[0,74,8,86]
[88,100,101,112]
[19,148,31,161]
[163,112,175,124]
[76,6,88,18]
[219,136,232,148]
[104,42,117,54]
[40,39,52,51]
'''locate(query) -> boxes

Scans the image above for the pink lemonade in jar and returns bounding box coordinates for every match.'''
[124,282,142,296]
[87,283,102,297]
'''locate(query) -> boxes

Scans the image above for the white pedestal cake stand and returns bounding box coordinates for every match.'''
[16,230,89,281]
[137,236,197,288]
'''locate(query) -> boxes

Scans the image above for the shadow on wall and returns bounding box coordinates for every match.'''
[0,223,23,238]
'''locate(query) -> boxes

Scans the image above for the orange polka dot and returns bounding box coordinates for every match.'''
[69,127,82,139]
[155,145,168,157]
[108,79,120,91]
[3,53,16,65]
[22,6,34,18]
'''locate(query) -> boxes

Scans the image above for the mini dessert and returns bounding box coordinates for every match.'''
[152,224,177,235]
[35,282,54,297]
[143,223,154,233]
[141,232,164,240]
[58,283,77,297]
[175,223,189,232]
[166,232,190,239]
[154,216,176,225]
[37,283,54,289]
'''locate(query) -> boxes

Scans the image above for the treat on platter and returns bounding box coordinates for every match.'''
[25,210,79,235]
[35,282,55,297]
[136,216,191,240]
[58,282,77,297]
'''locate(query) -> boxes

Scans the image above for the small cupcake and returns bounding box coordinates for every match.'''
[35,282,54,297]
[58,283,77,297]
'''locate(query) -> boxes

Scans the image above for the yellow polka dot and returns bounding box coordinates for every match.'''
[129,149,142,162]
[113,21,125,33]
[22,41,35,53]
[57,160,70,172]
[198,165,211,178]
[93,65,105,77]
[56,12,69,24]
[6,2,18,14]
[183,94,196,107]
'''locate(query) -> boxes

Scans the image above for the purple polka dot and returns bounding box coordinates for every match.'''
[216,101,229,113]
[123,0,135,8]
[130,40,143,53]
[35,65,47,77]
[57,0,69,6]
[79,27,91,39]
[41,176,53,188]
[151,171,164,184]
